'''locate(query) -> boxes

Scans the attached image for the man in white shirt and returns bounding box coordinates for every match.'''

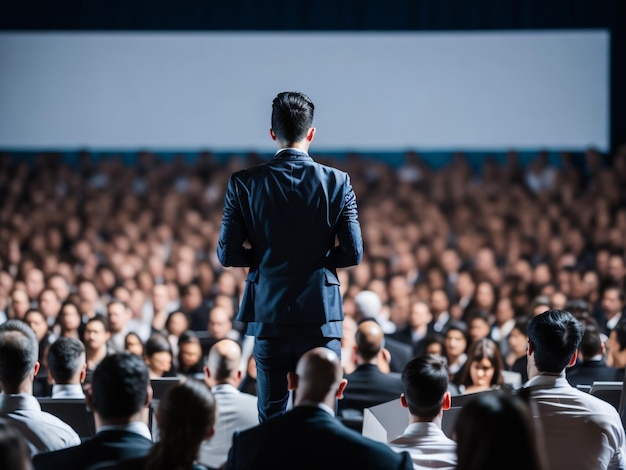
[387,354,457,470]
[0,319,81,456]
[200,338,258,469]
[46,337,87,399]
[525,309,626,470]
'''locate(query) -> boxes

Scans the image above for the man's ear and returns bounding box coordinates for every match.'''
[400,393,408,409]
[269,129,277,141]
[204,365,211,386]
[306,127,316,143]
[287,371,298,392]
[32,361,40,379]
[336,378,348,400]
[145,384,153,408]
[527,341,534,357]
[442,391,451,411]
[568,349,579,367]
[79,363,87,383]
[47,369,55,385]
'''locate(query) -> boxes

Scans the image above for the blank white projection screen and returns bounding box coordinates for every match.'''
[0,31,609,152]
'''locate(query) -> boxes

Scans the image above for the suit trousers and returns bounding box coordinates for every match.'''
[254,336,341,422]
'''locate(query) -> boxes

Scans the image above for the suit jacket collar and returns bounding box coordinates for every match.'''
[273,148,312,161]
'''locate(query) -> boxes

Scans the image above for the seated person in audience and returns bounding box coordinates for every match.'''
[442,321,469,383]
[0,319,80,456]
[199,338,258,469]
[387,354,457,470]
[56,301,85,340]
[46,337,87,398]
[455,338,504,395]
[24,308,55,396]
[124,332,145,357]
[454,390,547,470]
[33,352,153,470]
[524,309,626,469]
[506,316,530,384]
[143,333,175,379]
[177,331,205,379]
[390,298,433,359]
[466,309,492,345]
[567,322,618,387]
[226,347,413,470]
[0,418,31,470]
[83,315,113,390]
[605,320,626,381]
[338,318,403,417]
[111,379,217,470]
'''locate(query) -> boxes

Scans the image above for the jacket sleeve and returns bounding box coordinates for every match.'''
[217,175,253,267]
[332,174,363,268]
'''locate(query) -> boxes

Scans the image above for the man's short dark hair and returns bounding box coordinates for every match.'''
[85,314,109,332]
[90,352,149,420]
[528,309,583,373]
[401,354,449,420]
[47,337,86,384]
[0,319,39,388]
[271,91,314,144]
[612,321,626,351]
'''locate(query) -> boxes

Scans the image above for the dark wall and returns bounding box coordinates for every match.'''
[2,0,624,152]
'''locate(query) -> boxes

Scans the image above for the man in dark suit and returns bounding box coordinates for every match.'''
[217,91,363,422]
[33,353,153,470]
[226,347,412,470]
[338,318,404,417]
[567,323,618,387]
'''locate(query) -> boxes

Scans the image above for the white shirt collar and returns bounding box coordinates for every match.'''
[97,421,152,440]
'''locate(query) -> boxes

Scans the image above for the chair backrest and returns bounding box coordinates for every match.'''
[150,377,182,400]
[37,398,96,439]
[589,381,622,410]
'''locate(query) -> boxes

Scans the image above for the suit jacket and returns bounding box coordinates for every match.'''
[566,359,619,388]
[227,405,412,470]
[217,149,363,337]
[32,429,153,470]
[338,364,404,415]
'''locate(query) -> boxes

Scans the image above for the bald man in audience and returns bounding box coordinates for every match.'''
[199,338,258,469]
[337,318,404,418]
[226,347,412,469]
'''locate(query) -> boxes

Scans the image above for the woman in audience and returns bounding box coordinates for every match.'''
[144,332,175,379]
[124,331,145,357]
[443,321,469,384]
[456,338,504,395]
[112,379,218,470]
[177,331,205,378]
[56,300,85,340]
[454,390,547,470]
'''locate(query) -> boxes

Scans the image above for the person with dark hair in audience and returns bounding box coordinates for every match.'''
[524,309,626,469]
[217,91,363,422]
[443,321,469,383]
[83,315,112,388]
[56,300,85,341]
[454,390,547,470]
[338,318,403,418]
[143,333,175,379]
[507,316,530,384]
[177,331,205,379]
[466,309,492,345]
[567,322,618,387]
[106,299,133,353]
[23,308,55,396]
[606,320,626,382]
[199,338,258,469]
[112,379,217,470]
[226,347,412,469]
[0,418,31,470]
[0,319,80,456]
[456,337,505,395]
[46,336,87,398]
[599,285,626,337]
[387,354,457,469]
[124,331,145,357]
[33,352,153,469]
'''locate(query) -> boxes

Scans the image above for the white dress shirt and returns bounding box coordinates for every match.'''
[388,422,457,470]
[525,372,626,470]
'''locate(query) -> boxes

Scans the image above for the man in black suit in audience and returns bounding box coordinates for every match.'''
[226,347,412,470]
[338,318,404,417]
[33,352,153,470]
[567,323,618,387]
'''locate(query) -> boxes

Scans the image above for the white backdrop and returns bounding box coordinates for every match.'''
[0,30,609,152]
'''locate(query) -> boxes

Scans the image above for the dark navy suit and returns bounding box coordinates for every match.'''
[218,149,363,420]
[226,406,412,470]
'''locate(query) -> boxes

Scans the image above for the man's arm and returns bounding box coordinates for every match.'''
[217,175,253,267]
[332,175,363,268]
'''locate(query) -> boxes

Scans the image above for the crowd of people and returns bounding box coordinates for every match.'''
[1,142,626,468]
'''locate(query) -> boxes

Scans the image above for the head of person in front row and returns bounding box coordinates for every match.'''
[0,319,40,394]
[144,379,216,470]
[527,309,583,377]
[454,390,547,470]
